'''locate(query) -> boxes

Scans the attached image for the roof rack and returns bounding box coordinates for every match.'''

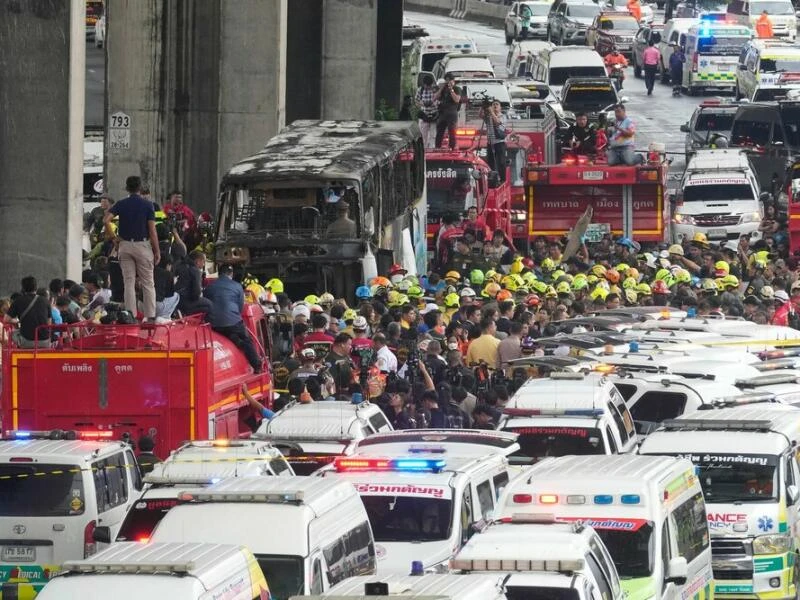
[661,418,773,432]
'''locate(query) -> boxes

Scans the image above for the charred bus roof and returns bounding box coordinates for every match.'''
[221,120,421,186]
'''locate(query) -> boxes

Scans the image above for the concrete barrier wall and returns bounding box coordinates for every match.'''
[406,0,508,26]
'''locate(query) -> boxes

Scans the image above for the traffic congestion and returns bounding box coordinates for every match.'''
[5,0,800,599]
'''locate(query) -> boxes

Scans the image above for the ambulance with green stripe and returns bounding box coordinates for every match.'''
[683,21,752,95]
[496,454,714,600]
[736,39,800,102]
[639,405,800,599]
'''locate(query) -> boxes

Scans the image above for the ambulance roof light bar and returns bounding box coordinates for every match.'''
[503,408,604,418]
[2,429,114,441]
[63,561,195,575]
[450,557,585,573]
[735,372,800,387]
[703,393,777,409]
[179,490,306,504]
[333,456,447,473]
[661,418,773,432]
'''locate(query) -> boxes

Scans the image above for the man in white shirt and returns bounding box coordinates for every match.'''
[373,333,398,373]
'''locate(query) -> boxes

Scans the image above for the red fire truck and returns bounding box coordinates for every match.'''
[425,147,512,250]
[1,306,273,457]
[786,160,800,253]
[524,155,671,243]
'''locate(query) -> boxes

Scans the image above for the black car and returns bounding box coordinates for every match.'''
[560,76,622,122]
[680,102,738,162]
[730,100,800,190]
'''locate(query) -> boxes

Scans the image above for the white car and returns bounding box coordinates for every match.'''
[505,1,552,43]
[604,0,654,23]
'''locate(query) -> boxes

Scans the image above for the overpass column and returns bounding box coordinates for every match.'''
[0,0,85,291]
[321,0,378,119]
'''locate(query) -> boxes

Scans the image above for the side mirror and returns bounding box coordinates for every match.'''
[680,123,690,132]
[665,556,688,586]
[739,63,747,70]
[93,526,112,544]
[788,484,799,505]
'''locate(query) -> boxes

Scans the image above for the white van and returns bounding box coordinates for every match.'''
[639,405,800,599]
[499,372,638,460]
[452,520,624,599]
[528,46,606,96]
[352,429,520,458]
[673,149,763,243]
[0,436,142,598]
[683,23,753,94]
[107,439,293,544]
[736,39,800,101]
[36,542,269,600]
[150,476,376,598]
[658,18,697,82]
[296,573,507,600]
[497,454,715,600]
[318,451,512,575]
[506,40,555,77]
[406,36,477,83]
[255,400,393,475]
[727,0,797,40]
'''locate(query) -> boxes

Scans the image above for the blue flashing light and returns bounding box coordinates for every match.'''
[13,431,31,439]
[629,341,639,353]
[594,495,614,505]
[393,458,447,472]
[620,494,641,505]
[563,409,604,417]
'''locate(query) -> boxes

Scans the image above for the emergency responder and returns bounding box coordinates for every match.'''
[669,43,685,94]
[627,0,642,21]
[137,435,162,476]
[203,264,263,373]
[567,113,597,155]
[756,10,773,38]
[105,175,160,321]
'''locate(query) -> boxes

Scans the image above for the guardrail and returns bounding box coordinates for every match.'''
[406,0,509,26]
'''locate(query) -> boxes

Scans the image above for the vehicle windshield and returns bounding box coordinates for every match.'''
[422,52,448,72]
[751,0,794,14]
[506,588,580,600]
[361,495,453,542]
[256,555,304,600]
[753,88,791,101]
[759,56,800,73]
[562,84,618,109]
[567,5,602,18]
[427,160,478,221]
[675,453,779,502]
[549,66,607,85]
[694,112,735,132]
[524,3,552,15]
[596,522,655,578]
[697,36,750,54]
[506,426,606,459]
[731,120,771,146]
[116,498,179,542]
[0,464,85,517]
[601,18,639,30]
[222,184,360,239]
[683,184,754,202]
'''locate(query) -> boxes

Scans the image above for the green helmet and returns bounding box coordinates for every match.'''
[470,269,485,286]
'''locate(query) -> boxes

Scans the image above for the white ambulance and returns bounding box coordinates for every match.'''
[352,429,520,458]
[496,454,715,600]
[150,476,376,598]
[451,519,624,599]
[36,542,269,600]
[318,451,512,575]
[639,405,800,599]
[296,573,506,600]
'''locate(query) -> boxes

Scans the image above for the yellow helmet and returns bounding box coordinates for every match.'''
[590,287,609,302]
[510,257,524,274]
[245,283,266,304]
[407,284,423,299]
[522,271,537,286]
[483,282,502,298]
[545,286,558,298]
[714,260,730,277]
[622,276,637,290]
[541,257,556,272]
[556,281,572,295]
[609,284,621,295]
[627,267,639,281]
[343,308,358,321]
[701,278,718,293]
[721,274,740,289]
[636,282,652,296]
[572,276,589,291]
[551,270,566,281]
[591,264,607,278]
[264,278,284,294]
[615,263,630,274]
[304,294,320,305]
[692,232,709,247]
[501,275,519,291]
[674,268,691,284]
[587,274,599,285]
[444,271,461,284]
[624,289,638,305]
[444,292,460,308]
[485,269,502,283]
[532,280,548,294]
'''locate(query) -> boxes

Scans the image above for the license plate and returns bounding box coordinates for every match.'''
[707,228,727,239]
[718,65,730,71]
[2,546,36,562]
[582,171,604,180]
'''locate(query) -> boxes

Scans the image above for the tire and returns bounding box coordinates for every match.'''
[734,84,742,101]
[687,85,697,96]
[633,54,642,78]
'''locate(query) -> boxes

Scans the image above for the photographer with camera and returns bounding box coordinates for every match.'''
[479,99,508,182]
[434,73,462,150]
[164,190,196,238]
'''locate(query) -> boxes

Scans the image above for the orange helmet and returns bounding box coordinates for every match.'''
[370,276,390,287]
[605,268,621,284]
[496,289,513,302]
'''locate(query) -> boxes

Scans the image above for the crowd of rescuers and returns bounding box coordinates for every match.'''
[1,188,796,433]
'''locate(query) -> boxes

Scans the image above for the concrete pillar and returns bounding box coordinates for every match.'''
[0,0,85,292]
[287,0,323,123]
[321,0,378,119]
[216,0,287,190]
[104,0,168,203]
[375,0,404,114]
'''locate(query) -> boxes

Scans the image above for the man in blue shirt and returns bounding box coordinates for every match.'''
[104,176,160,320]
[203,264,262,373]
[606,104,642,166]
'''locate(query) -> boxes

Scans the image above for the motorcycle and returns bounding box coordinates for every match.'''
[609,63,625,91]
